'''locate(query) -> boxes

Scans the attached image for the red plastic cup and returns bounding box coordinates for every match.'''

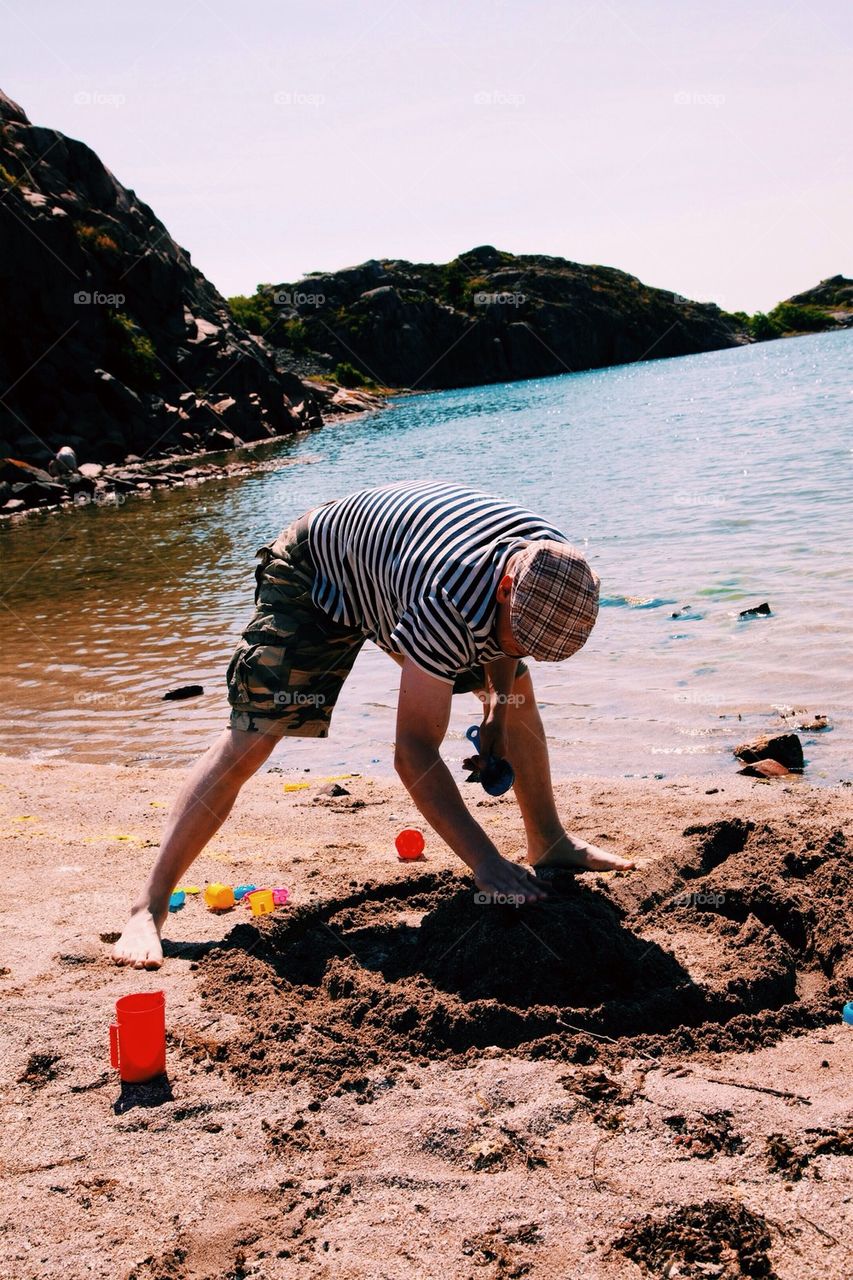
[395,828,425,861]
[109,991,166,1083]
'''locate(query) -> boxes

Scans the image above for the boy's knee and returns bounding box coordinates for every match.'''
[220,727,277,777]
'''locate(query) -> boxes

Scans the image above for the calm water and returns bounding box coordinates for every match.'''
[2,330,851,782]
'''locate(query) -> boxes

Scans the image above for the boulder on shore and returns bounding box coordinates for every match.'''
[734,733,804,771]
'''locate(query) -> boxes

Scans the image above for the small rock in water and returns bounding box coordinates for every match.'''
[797,713,829,732]
[739,602,771,618]
[734,732,803,771]
[162,684,204,701]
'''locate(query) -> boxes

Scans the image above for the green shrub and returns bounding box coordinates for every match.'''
[282,318,310,352]
[333,361,369,388]
[439,259,469,308]
[227,290,276,335]
[746,312,783,341]
[104,311,160,385]
[768,302,834,333]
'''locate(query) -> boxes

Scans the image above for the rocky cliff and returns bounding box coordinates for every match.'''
[256,245,745,390]
[785,275,853,324]
[0,89,323,471]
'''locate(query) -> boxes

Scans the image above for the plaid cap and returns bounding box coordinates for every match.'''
[509,540,600,661]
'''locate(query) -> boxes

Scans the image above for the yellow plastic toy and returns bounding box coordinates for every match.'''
[204,882,235,911]
[246,888,275,916]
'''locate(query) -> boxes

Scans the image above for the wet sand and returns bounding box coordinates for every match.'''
[1,756,851,1279]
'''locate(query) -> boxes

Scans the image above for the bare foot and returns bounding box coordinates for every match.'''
[112,908,165,969]
[528,831,635,872]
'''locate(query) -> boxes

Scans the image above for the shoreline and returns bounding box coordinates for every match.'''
[0,384,393,525]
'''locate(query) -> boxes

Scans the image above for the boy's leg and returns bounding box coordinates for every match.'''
[112,726,277,969]
[498,670,635,872]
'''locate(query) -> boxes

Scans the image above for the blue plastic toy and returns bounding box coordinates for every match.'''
[465,724,515,796]
[168,890,185,912]
[843,1002,853,1026]
[234,884,257,901]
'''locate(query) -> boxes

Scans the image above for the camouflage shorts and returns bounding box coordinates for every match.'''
[226,509,528,739]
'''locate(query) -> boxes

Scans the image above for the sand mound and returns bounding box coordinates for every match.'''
[194,818,851,1091]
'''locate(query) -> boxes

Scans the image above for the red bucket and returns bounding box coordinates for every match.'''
[109,991,166,1083]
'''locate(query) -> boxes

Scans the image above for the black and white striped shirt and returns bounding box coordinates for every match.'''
[308,480,568,682]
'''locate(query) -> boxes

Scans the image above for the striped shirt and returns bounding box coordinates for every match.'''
[308,480,568,683]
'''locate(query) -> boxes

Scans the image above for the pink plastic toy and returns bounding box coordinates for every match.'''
[272,887,289,906]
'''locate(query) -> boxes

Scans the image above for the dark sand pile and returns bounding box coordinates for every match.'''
[196,817,851,1095]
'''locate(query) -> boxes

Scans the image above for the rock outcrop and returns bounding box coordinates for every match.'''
[258,244,745,390]
[785,275,853,326]
[0,89,324,469]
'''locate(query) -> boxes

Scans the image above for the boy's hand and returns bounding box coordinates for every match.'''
[463,710,509,772]
[472,852,547,904]
[479,713,508,763]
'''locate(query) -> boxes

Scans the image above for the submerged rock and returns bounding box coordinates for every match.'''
[739,602,772,618]
[162,685,204,701]
[738,759,793,779]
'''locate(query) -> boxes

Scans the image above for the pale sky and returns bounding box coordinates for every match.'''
[4,0,851,313]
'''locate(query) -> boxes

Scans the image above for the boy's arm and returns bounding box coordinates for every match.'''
[394,657,545,902]
[473,655,518,764]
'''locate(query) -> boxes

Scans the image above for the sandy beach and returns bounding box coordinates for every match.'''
[1,756,850,1280]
